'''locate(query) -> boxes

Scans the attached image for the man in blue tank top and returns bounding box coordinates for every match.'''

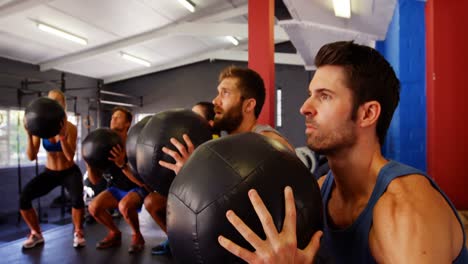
[217,41,468,263]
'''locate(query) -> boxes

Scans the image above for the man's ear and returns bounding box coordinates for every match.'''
[208,120,214,128]
[358,101,381,128]
[243,98,256,113]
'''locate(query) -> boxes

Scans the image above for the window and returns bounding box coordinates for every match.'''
[0,108,39,167]
[0,108,81,168]
[67,112,81,163]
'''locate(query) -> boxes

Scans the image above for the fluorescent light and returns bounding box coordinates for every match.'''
[120,52,151,67]
[276,88,282,127]
[332,0,351,19]
[226,36,239,46]
[100,100,137,108]
[37,22,87,45]
[177,0,195,13]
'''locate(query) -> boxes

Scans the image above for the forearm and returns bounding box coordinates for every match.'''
[26,134,40,160]
[86,164,102,185]
[121,165,145,187]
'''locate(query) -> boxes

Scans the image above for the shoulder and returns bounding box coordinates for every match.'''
[370,174,462,263]
[376,173,449,216]
[66,120,77,131]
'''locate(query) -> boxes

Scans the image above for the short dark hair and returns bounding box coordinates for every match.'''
[218,66,265,118]
[194,101,215,121]
[315,41,400,146]
[112,106,133,124]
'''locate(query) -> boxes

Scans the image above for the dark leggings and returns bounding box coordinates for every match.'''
[20,164,84,210]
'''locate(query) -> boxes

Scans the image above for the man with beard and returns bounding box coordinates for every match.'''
[217,41,468,263]
[159,66,293,174]
[86,107,149,254]
[148,67,294,256]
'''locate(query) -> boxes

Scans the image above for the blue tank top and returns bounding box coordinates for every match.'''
[42,138,62,152]
[320,160,468,264]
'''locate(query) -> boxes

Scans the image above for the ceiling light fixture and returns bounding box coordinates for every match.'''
[177,0,196,13]
[120,52,151,67]
[37,22,88,45]
[226,36,239,46]
[332,0,351,19]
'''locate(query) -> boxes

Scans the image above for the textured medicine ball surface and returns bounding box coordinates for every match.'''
[82,128,123,170]
[24,97,66,138]
[167,133,323,264]
[126,115,152,182]
[136,109,213,196]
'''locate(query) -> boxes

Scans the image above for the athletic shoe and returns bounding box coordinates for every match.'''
[73,231,86,248]
[151,239,171,256]
[23,233,44,249]
[128,234,145,254]
[96,232,121,249]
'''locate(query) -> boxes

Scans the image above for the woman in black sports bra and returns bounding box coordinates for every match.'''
[20,89,85,249]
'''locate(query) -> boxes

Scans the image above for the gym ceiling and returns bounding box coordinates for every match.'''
[0,0,396,84]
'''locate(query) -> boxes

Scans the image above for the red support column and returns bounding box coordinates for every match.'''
[426,1,468,209]
[248,0,275,126]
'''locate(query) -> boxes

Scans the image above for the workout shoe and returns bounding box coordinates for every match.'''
[23,233,44,249]
[151,239,171,256]
[73,231,86,248]
[128,234,145,254]
[96,232,121,249]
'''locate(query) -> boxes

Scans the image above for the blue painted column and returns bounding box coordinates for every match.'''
[376,0,426,171]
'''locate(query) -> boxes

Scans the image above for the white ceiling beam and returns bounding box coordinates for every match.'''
[39,3,249,71]
[40,22,288,71]
[40,24,178,71]
[0,0,53,18]
[279,20,381,40]
[195,4,248,23]
[104,41,238,83]
[104,48,304,84]
[171,23,289,40]
[103,49,217,84]
[209,50,304,66]
[210,50,248,63]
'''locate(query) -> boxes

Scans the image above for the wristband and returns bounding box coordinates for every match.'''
[119,163,127,170]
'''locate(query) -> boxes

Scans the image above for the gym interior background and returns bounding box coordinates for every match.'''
[0,0,467,251]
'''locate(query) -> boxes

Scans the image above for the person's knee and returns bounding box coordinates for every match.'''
[143,194,155,210]
[88,199,102,217]
[118,201,129,217]
[118,196,139,217]
[144,193,166,213]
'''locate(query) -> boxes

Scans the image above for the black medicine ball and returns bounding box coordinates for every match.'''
[126,115,152,181]
[82,128,123,170]
[167,133,323,264]
[24,97,66,138]
[136,109,213,196]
